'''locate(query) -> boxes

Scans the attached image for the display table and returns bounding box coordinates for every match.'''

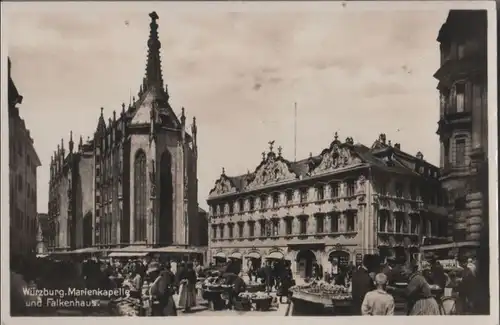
[285,291,352,316]
[202,289,225,311]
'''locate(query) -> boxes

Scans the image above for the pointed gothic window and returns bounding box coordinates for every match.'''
[134,150,147,242]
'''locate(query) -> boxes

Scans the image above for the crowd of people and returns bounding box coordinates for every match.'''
[350,255,480,315]
[10,251,482,317]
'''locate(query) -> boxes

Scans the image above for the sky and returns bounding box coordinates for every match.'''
[4,2,452,212]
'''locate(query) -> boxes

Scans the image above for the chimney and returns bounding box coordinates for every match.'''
[379,133,386,145]
[416,151,424,160]
[394,143,401,150]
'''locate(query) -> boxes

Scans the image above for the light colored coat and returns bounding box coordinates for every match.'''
[361,289,395,316]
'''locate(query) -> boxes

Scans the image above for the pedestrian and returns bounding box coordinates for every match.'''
[178,262,197,313]
[361,273,395,316]
[404,262,441,315]
[351,255,376,315]
[263,260,274,292]
[148,262,177,316]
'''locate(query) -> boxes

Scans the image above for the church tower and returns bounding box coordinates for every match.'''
[126,12,198,247]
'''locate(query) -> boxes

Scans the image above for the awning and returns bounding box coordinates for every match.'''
[149,246,203,254]
[73,247,99,254]
[214,252,226,259]
[420,241,480,252]
[229,252,242,259]
[265,251,284,260]
[245,252,261,259]
[108,252,149,258]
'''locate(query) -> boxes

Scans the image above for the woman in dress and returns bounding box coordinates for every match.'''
[178,262,197,313]
[148,262,177,316]
[404,262,441,315]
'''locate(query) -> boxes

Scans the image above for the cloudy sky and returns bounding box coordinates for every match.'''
[5,2,458,212]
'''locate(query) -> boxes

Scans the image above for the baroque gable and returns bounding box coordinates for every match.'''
[209,173,237,197]
[311,141,363,176]
[245,150,297,190]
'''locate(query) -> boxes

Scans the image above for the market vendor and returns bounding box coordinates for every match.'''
[351,255,376,315]
[148,262,178,316]
[277,263,294,303]
[227,272,247,309]
[404,262,441,315]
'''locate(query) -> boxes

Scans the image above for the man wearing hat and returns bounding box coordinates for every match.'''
[148,261,177,316]
[351,255,376,315]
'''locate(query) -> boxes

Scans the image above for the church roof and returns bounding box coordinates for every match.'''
[208,133,439,199]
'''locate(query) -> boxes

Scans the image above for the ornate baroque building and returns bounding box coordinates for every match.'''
[207,134,446,278]
[48,12,205,251]
[434,10,488,249]
[8,58,42,256]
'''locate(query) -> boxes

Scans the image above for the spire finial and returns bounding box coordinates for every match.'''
[61,138,64,150]
[268,140,275,152]
[79,135,83,148]
[262,152,266,160]
[222,167,225,175]
[278,146,282,156]
[334,132,338,141]
[69,131,74,152]
[144,11,164,90]
[113,110,117,122]
[100,107,104,116]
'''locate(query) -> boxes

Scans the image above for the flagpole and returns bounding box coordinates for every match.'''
[294,102,297,162]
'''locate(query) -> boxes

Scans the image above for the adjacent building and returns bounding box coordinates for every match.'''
[434,10,488,254]
[35,213,54,254]
[48,12,206,252]
[8,58,42,256]
[207,134,446,278]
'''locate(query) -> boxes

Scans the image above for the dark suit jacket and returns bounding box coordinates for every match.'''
[351,267,375,307]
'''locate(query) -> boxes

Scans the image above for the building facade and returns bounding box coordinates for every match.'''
[207,134,446,278]
[48,12,206,251]
[35,213,53,254]
[434,10,488,249]
[8,58,42,256]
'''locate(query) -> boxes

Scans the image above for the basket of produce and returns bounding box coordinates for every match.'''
[234,294,253,311]
[252,292,273,311]
[246,282,265,293]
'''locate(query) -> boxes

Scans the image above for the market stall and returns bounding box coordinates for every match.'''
[285,281,352,316]
[213,252,227,266]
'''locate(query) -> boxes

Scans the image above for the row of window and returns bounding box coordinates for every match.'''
[12,207,38,237]
[212,182,357,216]
[11,145,38,175]
[13,174,37,204]
[211,213,358,240]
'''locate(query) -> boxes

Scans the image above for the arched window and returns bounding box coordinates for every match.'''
[134,150,147,242]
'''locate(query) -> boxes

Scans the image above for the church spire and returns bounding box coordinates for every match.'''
[144,11,164,91]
